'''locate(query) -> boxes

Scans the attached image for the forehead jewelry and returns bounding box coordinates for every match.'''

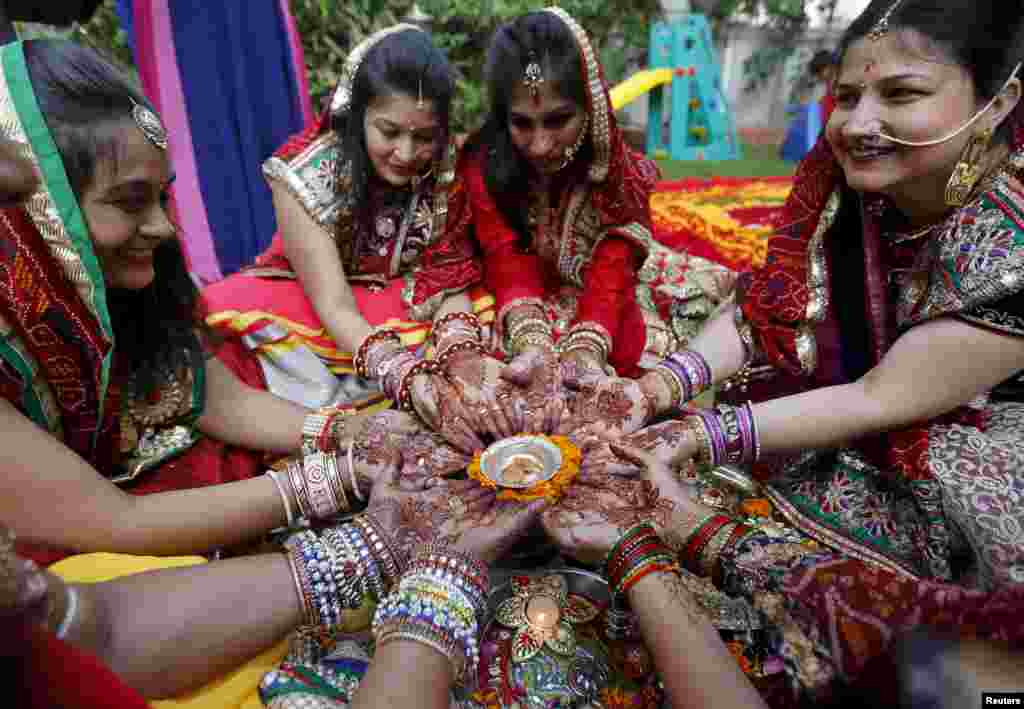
[867,0,902,42]
[131,99,168,151]
[523,52,544,99]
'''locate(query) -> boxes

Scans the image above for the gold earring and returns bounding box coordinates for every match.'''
[945,127,993,207]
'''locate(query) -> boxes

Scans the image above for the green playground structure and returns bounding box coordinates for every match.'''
[610,14,741,161]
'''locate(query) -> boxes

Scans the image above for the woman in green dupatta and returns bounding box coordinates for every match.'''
[0,39,466,564]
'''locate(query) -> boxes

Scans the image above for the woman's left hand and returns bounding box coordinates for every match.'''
[575,418,696,480]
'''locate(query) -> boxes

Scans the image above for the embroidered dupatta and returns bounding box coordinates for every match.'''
[737,102,1024,581]
[0,41,117,469]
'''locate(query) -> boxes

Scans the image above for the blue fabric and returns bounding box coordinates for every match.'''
[119,1,307,275]
[169,1,306,274]
[780,102,823,163]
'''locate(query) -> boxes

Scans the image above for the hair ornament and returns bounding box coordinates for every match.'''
[867,0,903,41]
[131,100,168,151]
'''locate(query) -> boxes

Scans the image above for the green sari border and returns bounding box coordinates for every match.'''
[0,338,47,428]
[2,41,114,432]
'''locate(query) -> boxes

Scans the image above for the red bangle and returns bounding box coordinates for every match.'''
[397,359,438,413]
[681,514,731,575]
[620,560,678,595]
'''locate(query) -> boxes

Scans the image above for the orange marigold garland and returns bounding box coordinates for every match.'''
[468,435,581,502]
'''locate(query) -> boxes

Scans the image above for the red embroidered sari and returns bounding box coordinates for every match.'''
[709,95,1024,701]
[203,26,494,409]
[409,8,734,376]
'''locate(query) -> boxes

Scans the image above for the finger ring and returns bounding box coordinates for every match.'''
[448,497,467,517]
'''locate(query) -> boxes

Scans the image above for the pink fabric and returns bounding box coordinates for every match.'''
[279,0,314,125]
[133,0,223,284]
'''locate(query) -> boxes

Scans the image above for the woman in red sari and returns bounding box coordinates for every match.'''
[408,8,733,435]
[203,26,501,453]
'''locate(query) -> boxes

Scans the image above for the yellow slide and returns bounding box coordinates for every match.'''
[610,68,673,110]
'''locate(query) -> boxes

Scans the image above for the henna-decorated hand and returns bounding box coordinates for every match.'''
[607,443,714,554]
[408,372,486,454]
[557,375,652,448]
[540,474,668,566]
[363,452,497,552]
[364,458,545,563]
[577,419,696,480]
[344,410,469,498]
[501,347,567,434]
[450,498,547,564]
[444,350,520,440]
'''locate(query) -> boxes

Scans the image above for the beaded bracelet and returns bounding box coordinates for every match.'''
[433,312,484,346]
[352,514,406,590]
[354,328,402,379]
[319,526,368,609]
[373,547,489,680]
[283,530,345,628]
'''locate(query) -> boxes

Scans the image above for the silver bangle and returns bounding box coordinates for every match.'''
[55,584,79,639]
[267,470,296,527]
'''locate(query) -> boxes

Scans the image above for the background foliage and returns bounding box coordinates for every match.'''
[73,0,661,132]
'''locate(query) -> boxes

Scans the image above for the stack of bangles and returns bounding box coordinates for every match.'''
[556,321,612,364]
[353,327,433,414]
[431,312,487,374]
[675,513,757,586]
[266,448,364,525]
[301,403,359,455]
[648,349,714,412]
[282,513,407,628]
[603,522,679,597]
[684,402,761,466]
[373,545,489,681]
[505,306,554,355]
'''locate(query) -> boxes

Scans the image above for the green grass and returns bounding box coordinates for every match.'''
[655,141,795,180]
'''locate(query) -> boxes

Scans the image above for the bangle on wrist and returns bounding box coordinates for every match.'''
[267,469,297,527]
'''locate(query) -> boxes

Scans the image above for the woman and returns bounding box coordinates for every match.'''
[571,0,1024,697]
[5,461,544,706]
[0,38,464,564]
[416,7,733,397]
[202,25,494,439]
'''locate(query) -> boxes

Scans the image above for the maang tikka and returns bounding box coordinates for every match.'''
[523,52,544,99]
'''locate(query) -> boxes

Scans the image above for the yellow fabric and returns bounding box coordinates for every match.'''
[50,553,288,709]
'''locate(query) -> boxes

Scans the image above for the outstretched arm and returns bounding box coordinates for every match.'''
[627,569,769,709]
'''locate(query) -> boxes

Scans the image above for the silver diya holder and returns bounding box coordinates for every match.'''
[479,434,564,488]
